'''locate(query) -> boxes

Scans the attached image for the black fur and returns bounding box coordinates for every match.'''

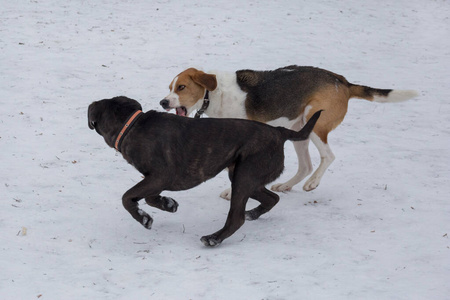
[88,96,321,246]
[360,85,392,97]
[236,66,339,121]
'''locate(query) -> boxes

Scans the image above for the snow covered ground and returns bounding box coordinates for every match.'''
[1,0,449,299]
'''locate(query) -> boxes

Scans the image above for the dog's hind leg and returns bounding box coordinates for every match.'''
[122,177,169,230]
[201,165,252,247]
[201,194,249,247]
[303,132,335,191]
[300,88,346,191]
[271,139,313,192]
[246,188,280,220]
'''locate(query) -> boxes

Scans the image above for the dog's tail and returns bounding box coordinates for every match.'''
[349,84,418,103]
[282,110,322,142]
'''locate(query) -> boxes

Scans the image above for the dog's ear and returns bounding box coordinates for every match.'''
[236,70,260,88]
[88,102,97,130]
[191,70,217,91]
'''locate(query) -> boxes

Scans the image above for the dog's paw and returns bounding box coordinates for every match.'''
[303,177,320,191]
[200,235,222,247]
[162,196,178,213]
[271,183,292,192]
[138,209,153,229]
[219,188,232,201]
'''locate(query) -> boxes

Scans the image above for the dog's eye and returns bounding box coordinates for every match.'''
[178,85,186,91]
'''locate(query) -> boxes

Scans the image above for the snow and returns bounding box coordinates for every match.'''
[1,0,449,299]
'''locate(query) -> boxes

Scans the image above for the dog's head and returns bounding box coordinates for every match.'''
[88,96,142,147]
[160,68,217,117]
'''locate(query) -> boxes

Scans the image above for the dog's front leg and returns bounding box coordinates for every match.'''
[145,196,179,213]
[201,194,248,247]
[122,177,164,230]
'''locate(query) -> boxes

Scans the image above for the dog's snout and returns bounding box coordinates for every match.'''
[160,99,170,109]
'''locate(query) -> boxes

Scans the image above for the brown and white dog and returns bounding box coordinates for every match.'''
[161,65,418,197]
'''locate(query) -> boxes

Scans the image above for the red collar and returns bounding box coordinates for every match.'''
[114,110,143,152]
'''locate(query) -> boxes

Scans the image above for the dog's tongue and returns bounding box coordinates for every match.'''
[176,107,186,117]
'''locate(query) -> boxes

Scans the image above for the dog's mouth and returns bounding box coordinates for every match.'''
[175,106,188,117]
[160,99,188,117]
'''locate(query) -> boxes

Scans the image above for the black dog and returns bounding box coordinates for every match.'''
[88,96,321,246]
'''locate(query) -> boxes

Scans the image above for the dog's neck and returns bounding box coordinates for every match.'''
[199,71,248,119]
[114,110,143,152]
[194,90,210,118]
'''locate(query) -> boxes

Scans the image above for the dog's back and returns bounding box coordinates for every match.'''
[119,110,320,191]
[236,66,343,122]
[124,112,285,185]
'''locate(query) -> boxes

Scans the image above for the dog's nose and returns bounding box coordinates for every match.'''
[160,99,170,109]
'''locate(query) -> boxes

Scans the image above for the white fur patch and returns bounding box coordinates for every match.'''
[303,133,335,191]
[266,106,310,128]
[303,105,313,125]
[170,76,178,93]
[205,71,248,119]
[266,117,297,128]
[373,90,418,103]
[163,76,181,109]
